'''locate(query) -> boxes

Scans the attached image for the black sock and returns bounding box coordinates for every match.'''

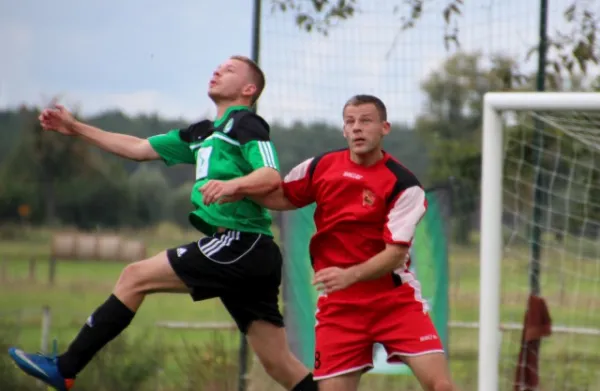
[292,373,318,391]
[57,294,135,378]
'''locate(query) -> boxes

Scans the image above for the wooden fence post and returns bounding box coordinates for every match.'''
[29,258,36,282]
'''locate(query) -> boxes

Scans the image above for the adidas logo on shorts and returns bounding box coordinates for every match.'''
[176,247,187,257]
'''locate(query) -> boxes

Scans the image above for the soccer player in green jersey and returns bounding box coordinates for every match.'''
[8,55,317,391]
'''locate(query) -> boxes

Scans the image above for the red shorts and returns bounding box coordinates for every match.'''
[313,282,444,380]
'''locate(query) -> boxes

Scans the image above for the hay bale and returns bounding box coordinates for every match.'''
[50,232,147,263]
[96,235,122,261]
[119,240,146,263]
[51,233,77,259]
[74,234,98,260]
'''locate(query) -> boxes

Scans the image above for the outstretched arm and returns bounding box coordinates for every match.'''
[40,104,160,162]
[71,121,160,161]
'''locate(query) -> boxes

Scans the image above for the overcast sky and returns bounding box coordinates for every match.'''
[0,0,579,125]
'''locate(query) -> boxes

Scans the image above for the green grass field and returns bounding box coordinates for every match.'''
[1,225,599,390]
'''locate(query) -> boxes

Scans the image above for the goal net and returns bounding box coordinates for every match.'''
[479,92,600,391]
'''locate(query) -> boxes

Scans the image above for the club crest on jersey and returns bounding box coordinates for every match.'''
[223,118,234,133]
[362,189,376,207]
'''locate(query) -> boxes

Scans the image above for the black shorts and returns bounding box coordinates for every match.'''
[166,229,283,333]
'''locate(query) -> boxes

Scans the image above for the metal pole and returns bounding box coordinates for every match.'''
[529,0,548,296]
[40,306,51,354]
[238,2,262,391]
[250,0,262,71]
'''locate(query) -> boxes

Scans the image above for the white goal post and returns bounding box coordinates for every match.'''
[478,92,600,391]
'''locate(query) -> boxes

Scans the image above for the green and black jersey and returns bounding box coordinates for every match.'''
[148,106,280,236]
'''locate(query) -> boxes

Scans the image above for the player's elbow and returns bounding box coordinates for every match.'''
[130,140,159,162]
[259,168,282,193]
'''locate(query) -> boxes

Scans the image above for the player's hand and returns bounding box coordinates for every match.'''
[199,180,241,205]
[313,267,357,294]
[39,104,77,136]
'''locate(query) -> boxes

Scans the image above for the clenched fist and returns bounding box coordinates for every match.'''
[39,104,77,136]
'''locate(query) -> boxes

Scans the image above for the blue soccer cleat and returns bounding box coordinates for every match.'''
[8,343,75,391]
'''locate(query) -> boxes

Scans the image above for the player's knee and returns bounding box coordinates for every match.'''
[115,261,147,293]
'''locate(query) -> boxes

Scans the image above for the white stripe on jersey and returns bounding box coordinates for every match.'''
[386,186,427,243]
[258,141,277,168]
[284,157,313,183]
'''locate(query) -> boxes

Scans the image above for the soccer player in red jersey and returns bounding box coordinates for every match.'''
[253,95,457,391]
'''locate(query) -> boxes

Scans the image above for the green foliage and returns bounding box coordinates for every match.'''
[271,120,430,180]
[170,182,195,228]
[0,323,38,391]
[0,107,430,230]
[271,0,462,47]
[128,165,172,226]
[270,0,358,35]
[174,332,239,391]
[73,335,165,391]
[416,52,505,243]
[0,318,243,391]
[274,0,599,86]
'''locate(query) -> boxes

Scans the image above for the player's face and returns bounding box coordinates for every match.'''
[208,59,256,103]
[342,103,390,155]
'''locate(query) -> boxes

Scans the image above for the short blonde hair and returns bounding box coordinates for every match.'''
[230,55,266,105]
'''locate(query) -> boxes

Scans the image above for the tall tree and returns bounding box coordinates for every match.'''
[272,0,599,84]
[0,106,132,227]
[415,52,520,243]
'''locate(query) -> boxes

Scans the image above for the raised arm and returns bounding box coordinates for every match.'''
[40,104,159,161]
[40,104,197,165]
[72,121,159,161]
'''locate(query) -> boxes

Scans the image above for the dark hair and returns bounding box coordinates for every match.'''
[230,55,266,105]
[343,94,388,121]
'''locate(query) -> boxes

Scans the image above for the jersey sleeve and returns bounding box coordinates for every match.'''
[383,186,428,246]
[147,129,195,166]
[282,158,316,208]
[236,115,280,171]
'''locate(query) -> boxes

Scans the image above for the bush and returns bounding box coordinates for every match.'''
[0,321,246,391]
[73,333,165,391]
[173,331,240,391]
[0,322,40,391]
[128,166,171,227]
[170,182,195,228]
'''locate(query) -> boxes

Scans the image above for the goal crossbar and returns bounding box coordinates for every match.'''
[478,92,600,391]
[484,92,600,111]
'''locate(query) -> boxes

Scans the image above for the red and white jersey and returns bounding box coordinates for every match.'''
[283,149,427,300]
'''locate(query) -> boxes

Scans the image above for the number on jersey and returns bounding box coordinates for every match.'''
[196,147,213,180]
